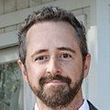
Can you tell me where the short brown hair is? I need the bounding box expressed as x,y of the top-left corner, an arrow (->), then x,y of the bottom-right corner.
18,6 -> 88,64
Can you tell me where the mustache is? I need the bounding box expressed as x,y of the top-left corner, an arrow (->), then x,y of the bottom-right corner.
39,75 -> 71,86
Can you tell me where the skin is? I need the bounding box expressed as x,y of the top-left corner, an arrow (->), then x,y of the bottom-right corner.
18,21 -> 91,110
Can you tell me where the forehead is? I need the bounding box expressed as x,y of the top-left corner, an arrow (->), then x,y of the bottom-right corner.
26,21 -> 80,53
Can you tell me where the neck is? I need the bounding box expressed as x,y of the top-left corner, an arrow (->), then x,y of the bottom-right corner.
35,89 -> 84,110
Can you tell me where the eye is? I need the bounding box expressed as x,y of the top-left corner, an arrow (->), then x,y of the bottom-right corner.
35,55 -> 49,63
59,53 -> 72,60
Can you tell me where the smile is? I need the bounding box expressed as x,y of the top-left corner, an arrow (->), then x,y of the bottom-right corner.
45,80 -> 66,86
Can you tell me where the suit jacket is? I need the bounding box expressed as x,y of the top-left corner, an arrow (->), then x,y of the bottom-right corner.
87,100 -> 98,110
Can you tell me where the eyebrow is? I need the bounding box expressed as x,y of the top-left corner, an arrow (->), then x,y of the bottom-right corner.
31,47 -> 75,58
31,49 -> 48,58
57,47 -> 76,54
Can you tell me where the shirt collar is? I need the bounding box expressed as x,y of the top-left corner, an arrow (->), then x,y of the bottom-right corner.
35,99 -> 90,110
35,103 -> 38,110
79,99 -> 89,110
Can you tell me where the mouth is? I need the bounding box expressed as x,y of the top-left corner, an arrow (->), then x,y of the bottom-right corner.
39,75 -> 71,87
45,80 -> 66,86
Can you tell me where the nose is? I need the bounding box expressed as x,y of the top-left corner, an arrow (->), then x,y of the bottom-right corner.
46,57 -> 61,76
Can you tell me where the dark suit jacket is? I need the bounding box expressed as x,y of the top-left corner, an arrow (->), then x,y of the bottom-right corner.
87,100 -> 98,110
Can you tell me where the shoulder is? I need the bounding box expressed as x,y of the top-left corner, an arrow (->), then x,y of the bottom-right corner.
87,100 -> 98,110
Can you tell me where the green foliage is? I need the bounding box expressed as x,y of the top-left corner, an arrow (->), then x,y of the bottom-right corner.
0,62 -> 21,110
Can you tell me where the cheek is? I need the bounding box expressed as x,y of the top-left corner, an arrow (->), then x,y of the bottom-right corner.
26,63 -> 45,86
62,60 -> 83,80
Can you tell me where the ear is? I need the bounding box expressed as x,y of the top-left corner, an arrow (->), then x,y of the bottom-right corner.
17,59 -> 28,83
83,53 -> 91,78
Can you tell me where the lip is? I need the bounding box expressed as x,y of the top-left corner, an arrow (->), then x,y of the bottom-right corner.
45,80 -> 65,85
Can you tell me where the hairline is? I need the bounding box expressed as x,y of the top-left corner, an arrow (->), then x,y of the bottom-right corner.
18,7 -> 88,64
23,20 -> 84,65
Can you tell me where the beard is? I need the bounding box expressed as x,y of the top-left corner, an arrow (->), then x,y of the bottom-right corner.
28,74 -> 84,108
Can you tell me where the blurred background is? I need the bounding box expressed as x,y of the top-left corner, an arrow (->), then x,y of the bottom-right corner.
0,0 -> 110,110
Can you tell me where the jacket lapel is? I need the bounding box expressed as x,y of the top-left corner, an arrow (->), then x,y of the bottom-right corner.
87,100 -> 98,110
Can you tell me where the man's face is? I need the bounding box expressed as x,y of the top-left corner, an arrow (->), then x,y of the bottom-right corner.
19,21 -> 90,108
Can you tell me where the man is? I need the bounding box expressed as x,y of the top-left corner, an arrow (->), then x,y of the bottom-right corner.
17,6 -> 97,110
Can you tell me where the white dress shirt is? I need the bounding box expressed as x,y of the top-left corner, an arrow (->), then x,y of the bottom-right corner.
35,99 -> 89,110
79,99 -> 89,110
